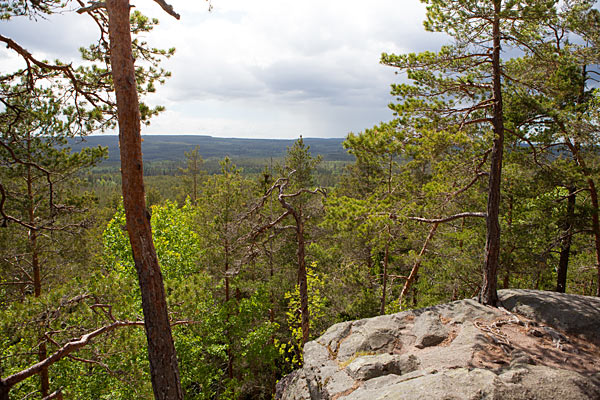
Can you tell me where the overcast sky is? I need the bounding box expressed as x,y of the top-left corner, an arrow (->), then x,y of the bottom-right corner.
1,0 -> 449,139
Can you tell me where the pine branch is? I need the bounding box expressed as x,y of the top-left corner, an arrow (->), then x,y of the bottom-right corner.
76,1 -> 106,13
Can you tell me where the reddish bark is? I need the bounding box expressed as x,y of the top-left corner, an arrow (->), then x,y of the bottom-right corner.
294,207 -> 310,346
105,1 -> 183,399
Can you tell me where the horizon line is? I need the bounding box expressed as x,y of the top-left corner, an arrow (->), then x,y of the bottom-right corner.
84,133 -> 347,140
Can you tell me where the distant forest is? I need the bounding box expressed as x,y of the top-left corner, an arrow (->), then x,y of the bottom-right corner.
69,135 -> 353,177
70,134 -> 351,166
2,1 -> 600,400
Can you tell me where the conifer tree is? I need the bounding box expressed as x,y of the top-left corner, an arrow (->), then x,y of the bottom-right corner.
0,83 -> 106,398
105,1 -> 183,397
0,1 -> 184,398
381,0 -> 558,305
501,0 -> 600,294
179,146 -> 205,206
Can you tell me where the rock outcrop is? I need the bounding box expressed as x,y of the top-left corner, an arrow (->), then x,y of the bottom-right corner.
276,289 -> 600,400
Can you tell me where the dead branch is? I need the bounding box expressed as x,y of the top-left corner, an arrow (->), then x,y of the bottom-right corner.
153,0 -> 180,19
90,303 -> 116,322
408,212 -> 487,224
245,210 -> 292,243
41,390 -> 63,400
398,222 -> 439,305
1,320 -> 143,389
279,187 -> 327,199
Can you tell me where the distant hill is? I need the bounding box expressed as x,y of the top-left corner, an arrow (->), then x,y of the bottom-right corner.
69,135 -> 353,164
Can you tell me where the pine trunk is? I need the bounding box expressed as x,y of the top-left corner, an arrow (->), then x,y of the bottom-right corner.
106,1 -> 183,399
380,239 -> 389,315
0,383 -> 8,400
26,157 -> 49,398
399,223 -> 438,306
480,0 -> 503,307
296,209 -> 310,347
556,188 -> 576,293
589,179 -> 600,296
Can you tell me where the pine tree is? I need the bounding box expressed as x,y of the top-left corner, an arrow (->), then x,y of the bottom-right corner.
0,84 -> 106,398
381,0 -> 558,305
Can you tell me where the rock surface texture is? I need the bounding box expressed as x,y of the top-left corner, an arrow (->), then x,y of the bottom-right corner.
276,289 -> 600,400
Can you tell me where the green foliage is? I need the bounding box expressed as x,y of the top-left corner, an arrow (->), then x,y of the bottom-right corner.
280,262 -> 328,368
4,2 -> 600,399
103,199 -> 201,279
284,137 -> 323,190
0,268 -> 155,399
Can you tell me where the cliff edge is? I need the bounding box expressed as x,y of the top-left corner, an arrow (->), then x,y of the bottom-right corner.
276,289 -> 600,400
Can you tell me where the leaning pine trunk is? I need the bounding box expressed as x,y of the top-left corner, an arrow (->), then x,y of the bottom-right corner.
399,223 -> 438,307
105,1 -> 184,399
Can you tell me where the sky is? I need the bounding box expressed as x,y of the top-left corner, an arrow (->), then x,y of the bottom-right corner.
0,0 -> 449,139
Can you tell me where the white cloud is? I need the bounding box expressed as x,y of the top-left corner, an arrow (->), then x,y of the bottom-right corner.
2,11 -> 98,61
2,0 -> 447,138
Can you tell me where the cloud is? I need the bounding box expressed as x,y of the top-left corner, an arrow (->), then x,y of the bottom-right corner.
1,0 -> 449,139
2,12 -> 98,62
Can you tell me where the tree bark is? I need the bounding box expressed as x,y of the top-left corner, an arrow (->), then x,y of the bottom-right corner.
26,152 -> 49,398
296,208 -> 310,347
556,187 -> 576,293
399,223 -> 438,306
224,197 -> 233,380
564,140 -> 600,297
105,1 -> 183,399
380,239 -> 389,315
480,0 -> 504,307
0,383 -> 8,400
380,155 -> 393,315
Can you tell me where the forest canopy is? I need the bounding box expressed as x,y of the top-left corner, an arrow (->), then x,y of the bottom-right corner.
1,0 -> 599,399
